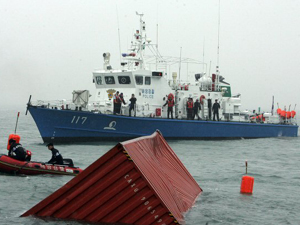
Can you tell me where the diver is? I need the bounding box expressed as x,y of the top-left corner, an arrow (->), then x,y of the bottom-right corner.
46,143 -> 64,165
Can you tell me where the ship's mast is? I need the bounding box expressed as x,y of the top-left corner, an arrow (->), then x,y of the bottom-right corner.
216,0 -> 221,89
136,12 -> 146,70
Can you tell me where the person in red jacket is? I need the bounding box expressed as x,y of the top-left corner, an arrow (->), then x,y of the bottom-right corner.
113,91 -> 120,114
163,96 -> 175,119
186,98 -> 194,120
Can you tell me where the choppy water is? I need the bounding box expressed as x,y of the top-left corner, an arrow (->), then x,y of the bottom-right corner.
0,108 -> 299,225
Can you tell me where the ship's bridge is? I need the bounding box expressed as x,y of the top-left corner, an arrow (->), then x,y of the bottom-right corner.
92,70 -> 156,89
92,69 -> 171,101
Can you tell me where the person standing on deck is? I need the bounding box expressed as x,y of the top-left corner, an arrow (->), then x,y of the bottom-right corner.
163,95 -> 175,119
193,99 -> 201,120
129,94 -> 137,117
113,91 -> 120,114
207,98 -> 212,120
186,98 -> 194,120
213,99 -> 221,121
118,93 -> 126,114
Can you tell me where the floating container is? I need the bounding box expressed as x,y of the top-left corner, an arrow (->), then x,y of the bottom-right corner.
22,131 -> 202,224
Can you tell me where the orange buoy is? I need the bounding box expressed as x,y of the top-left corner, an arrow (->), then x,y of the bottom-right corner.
291,110 -> 296,118
277,108 -> 281,114
240,176 -> 254,194
280,110 -> 286,118
240,160 -> 254,194
286,111 -> 291,119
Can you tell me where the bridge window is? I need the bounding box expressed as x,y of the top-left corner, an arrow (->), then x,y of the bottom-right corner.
145,77 -> 151,85
105,76 -> 115,84
135,76 -> 143,85
118,76 -> 131,84
95,76 -> 102,85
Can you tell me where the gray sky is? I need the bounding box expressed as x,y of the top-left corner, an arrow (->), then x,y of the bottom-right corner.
1,0 -> 300,112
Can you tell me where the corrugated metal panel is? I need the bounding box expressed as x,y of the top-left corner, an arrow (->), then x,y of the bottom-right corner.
22,131 -> 202,224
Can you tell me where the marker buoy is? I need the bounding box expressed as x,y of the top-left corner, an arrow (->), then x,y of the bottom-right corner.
240,160 -> 254,194
240,176 -> 254,194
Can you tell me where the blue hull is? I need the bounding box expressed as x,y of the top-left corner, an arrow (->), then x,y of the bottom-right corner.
29,106 -> 298,143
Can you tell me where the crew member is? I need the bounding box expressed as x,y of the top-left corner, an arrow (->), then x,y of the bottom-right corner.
193,99 -> 201,120
129,94 -> 137,117
207,98 -> 212,120
163,95 -> 175,119
113,91 -> 120,114
186,98 -> 194,120
119,93 -> 126,104
46,143 -> 64,165
212,99 -> 221,121
118,93 -> 126,114
8,139 -> 28,161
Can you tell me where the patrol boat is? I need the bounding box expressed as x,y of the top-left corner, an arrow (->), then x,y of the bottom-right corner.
27,13 -> 298,143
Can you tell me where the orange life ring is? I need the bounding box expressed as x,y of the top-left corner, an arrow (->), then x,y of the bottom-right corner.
200,95 -> 205,105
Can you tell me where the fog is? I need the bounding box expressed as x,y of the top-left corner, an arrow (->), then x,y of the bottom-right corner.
1,0 -> 300,113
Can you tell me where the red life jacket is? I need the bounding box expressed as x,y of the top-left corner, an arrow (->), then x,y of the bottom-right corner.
187,101 -> 193,109
114,94 -> 120,103
168,99 -> 174,107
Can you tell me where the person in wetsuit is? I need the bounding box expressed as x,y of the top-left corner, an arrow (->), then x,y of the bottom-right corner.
46,143 -> 63,165
8,139 -> 27,161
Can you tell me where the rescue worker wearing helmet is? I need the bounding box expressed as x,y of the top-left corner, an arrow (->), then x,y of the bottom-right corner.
8,139 -> 29,161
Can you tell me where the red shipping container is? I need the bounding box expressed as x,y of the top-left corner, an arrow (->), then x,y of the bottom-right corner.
22,131 -> 202,224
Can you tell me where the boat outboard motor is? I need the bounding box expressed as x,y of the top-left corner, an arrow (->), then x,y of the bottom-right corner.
63,158 -> 74,167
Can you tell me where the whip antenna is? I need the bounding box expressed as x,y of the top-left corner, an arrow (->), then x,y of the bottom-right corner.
179,47 -> 182,82
216,0 -> 221,74
116,5 -> 122,64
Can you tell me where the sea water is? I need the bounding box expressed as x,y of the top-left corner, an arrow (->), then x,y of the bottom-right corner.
0,108 -> 299,225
